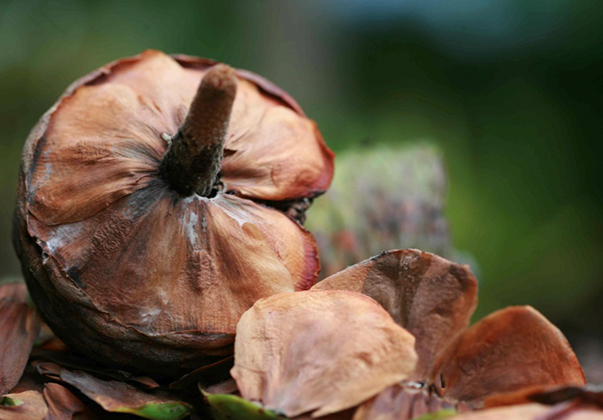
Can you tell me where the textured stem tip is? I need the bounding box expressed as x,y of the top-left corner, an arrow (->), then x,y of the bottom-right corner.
160,64 -> 238,197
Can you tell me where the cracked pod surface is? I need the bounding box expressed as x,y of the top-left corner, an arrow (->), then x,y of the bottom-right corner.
13,50 -> 334,376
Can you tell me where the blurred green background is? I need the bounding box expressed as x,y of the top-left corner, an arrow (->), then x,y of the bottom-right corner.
1,0 -> 602,375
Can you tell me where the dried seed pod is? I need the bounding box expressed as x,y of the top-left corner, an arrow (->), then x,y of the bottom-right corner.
13,50 -> 334,375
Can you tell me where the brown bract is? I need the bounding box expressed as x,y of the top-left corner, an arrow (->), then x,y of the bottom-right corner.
13,50 -> 334,374
312,249 -> 478,380
230,290 -> 418,418
0,283 -> 41,395
434,306 -> 586,404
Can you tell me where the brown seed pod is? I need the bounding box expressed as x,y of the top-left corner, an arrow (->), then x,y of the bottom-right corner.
13,50 -> 334,376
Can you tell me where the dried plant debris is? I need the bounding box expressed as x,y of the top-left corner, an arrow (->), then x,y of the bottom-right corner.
43,382 -> 91,420
231,290 -> 418,418
57,367 -> 192,420
433,306 -> 586,404
31,348 -> 159,389
0,245 -> 596,420
353,384 -> 469,420
0,283 -> 41,394
313,249 -> 478,380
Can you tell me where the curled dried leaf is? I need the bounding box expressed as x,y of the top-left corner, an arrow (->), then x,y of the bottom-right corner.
58,369 -> 192,420
0,289 -> 41,394
30,361 -> 191,420
313,249 -> 478,380
434,306 -> 586,403
43,383 -> 89,420
231,290 -> 418,418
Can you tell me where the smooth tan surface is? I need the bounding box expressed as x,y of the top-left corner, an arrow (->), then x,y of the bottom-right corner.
231,290 -> 418,418
435,306 -> 586,403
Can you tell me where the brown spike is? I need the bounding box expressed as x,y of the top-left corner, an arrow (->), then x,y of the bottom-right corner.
160,64 -> 237,196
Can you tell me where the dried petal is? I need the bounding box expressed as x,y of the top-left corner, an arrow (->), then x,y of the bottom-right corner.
43,383 -> 89,420
32,360 -> 62,380
58,369 -> 192,420
0,390 -> 48,420
435,306 -> 586,403
231,290 -> 418,418
0,294 -> 41,394
313,249 -> 478,380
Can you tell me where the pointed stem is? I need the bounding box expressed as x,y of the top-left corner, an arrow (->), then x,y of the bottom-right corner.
160,64 -> 237,197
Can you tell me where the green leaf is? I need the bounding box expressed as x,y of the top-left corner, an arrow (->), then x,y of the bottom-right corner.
413,409 -> 457,420
0,397 -> 24,407
204,393 -> 288,420
115,401 -> 192,420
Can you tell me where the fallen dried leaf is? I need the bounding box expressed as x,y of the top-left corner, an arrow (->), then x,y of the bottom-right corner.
58,369 -> 192,420
313,249 -> 478,380
43,383 -> 89,420
231,290 -> 418,418
434,306 -> 585,403
0,285 -> 42,394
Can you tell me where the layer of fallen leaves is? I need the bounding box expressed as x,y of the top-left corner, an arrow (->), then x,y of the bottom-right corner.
1,247 -> 600,420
